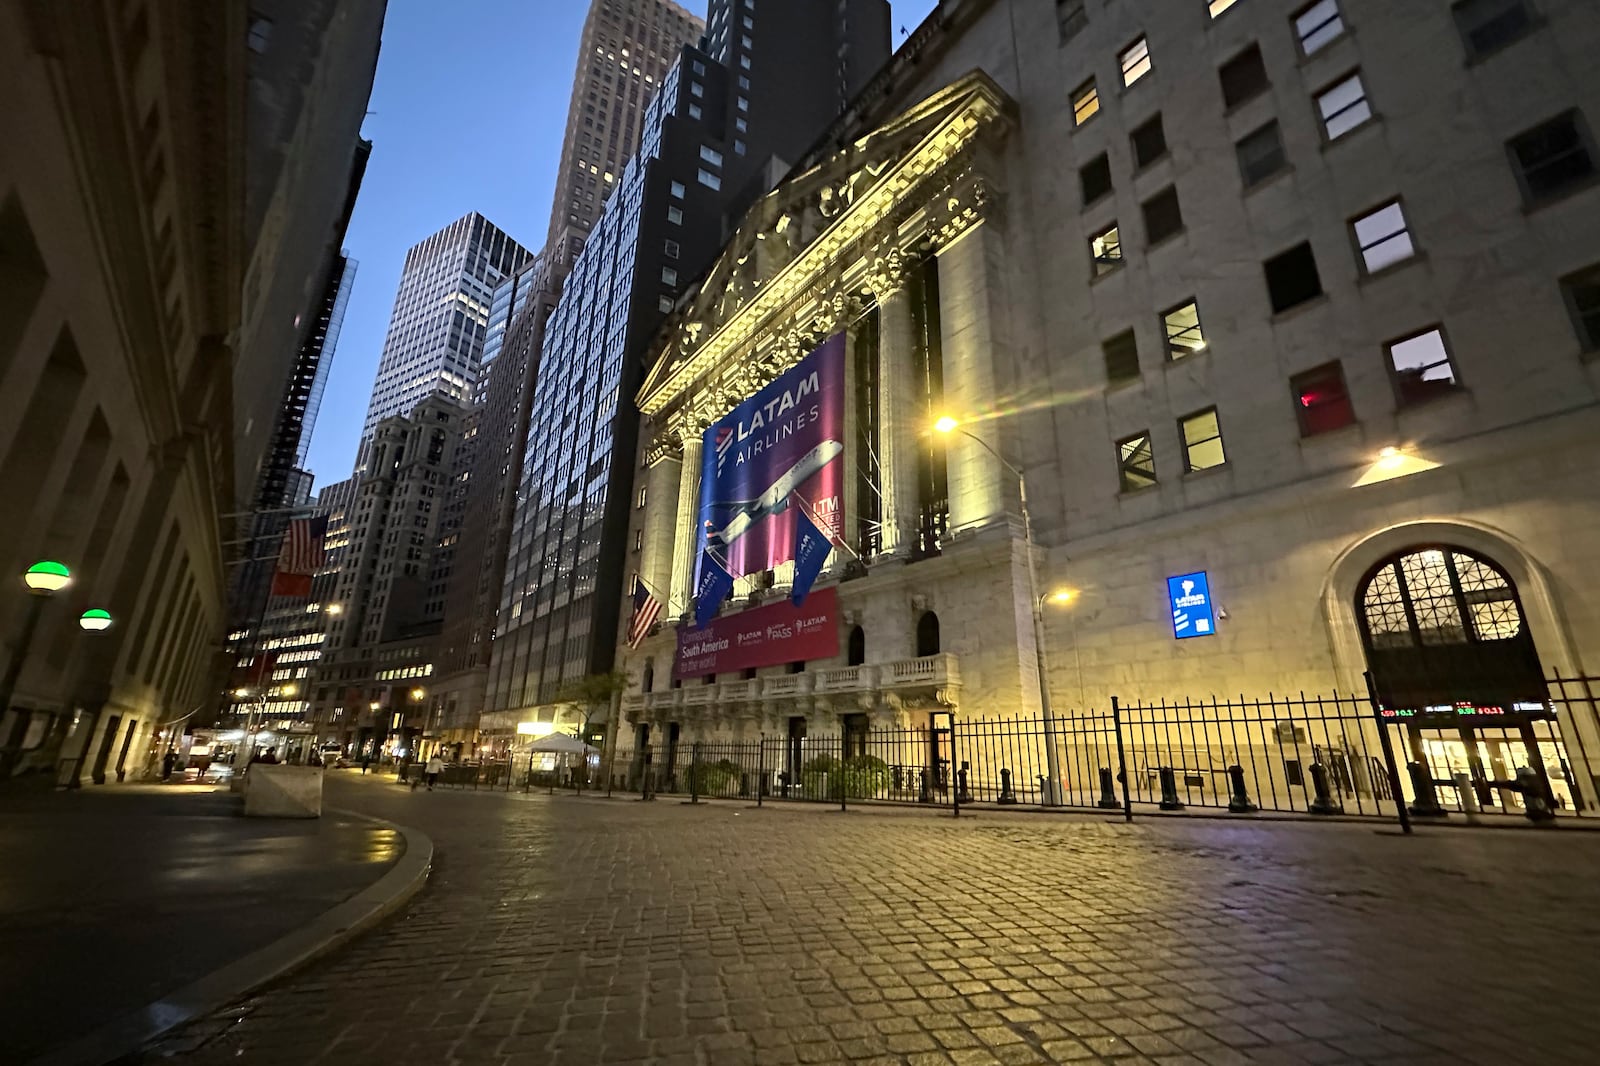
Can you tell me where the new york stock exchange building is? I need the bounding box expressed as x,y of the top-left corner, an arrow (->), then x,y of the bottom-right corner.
613,0 -> 1600,817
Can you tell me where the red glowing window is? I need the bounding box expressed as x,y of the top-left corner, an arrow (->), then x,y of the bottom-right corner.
1289,362 -> 1356,436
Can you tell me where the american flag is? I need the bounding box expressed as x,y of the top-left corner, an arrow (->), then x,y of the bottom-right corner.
626,576 -> 662,648
270,514 -> 328,598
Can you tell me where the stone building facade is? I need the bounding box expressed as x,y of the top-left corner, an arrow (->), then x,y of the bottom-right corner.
617,0 -> 1600,799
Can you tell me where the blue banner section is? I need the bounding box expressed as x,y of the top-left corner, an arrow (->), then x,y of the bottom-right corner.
698,334 -> 846,582
790,506 -> 833,607
694,550 -> 735,629
1167,571 -> 1216,639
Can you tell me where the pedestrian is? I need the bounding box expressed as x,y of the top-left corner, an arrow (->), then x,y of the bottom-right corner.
426,752 -> 444,791
361,751 -> 371,774
258,747 -> 279,765
161,749 -> 178,781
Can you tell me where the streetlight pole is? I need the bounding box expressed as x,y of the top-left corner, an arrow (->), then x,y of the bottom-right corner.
934,420 -> 1066,806
0,562 -> 73,778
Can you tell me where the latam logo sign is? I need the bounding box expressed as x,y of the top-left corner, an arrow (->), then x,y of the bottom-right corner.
1167,571 -> 1216,640
697,333 -> 845,580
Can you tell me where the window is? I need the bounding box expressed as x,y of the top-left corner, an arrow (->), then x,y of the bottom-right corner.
697,169 -> 721,190
1386,327 -> 1460,405
1290,362 -> 1356,436
735,117 -> 748,132
669,181 -> 685,198
1103,329 -> 1140,385
1351,200 -> 1416,273
1508,112 -> 1596,204
1209,0 -> 1241,18
700,145 -> 723,166
1130,114 -> 1167,168
1179,408 -> 1226,472
1293,0 -> 1344,54
637,486 -> 648,508
1090,223 -> 1123,276
1316,72 -> 1373,140
1163,300 -> 1206,359
667,206 -> 683,225
663,239 -> 680,259
246,16 -> 273,53
661,267 -> 678,286
1120,36 -> 1152,87
658,295 -> 674,312
1237,121 -> 1288,187
1453,0 -> 1534,60
737,97 -> 749,112
690,81 -> 703,98
1560,263 -> 1600,351
1142,186 -> 1184,245
1116,433 -> 1156,492
1072,79 -> 1100,126
1219,45 -> 1270,109
1264,242 -> 1323,312
1080,153 -> 1112,206
740,55 -> 751,69
688,103 -> 702,119
735,140 -> 746,155
1057,0 -> 1088,42
635,530 -> 645,551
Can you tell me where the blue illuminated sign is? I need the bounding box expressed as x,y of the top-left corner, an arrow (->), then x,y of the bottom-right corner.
1167,571 -> 1216,639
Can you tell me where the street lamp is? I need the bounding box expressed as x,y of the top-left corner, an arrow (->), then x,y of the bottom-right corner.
933,417 -> 1066,806
0,562 -> 74,773
78,609 -> 113,632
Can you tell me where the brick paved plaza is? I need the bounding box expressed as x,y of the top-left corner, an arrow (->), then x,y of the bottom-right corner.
136,774 -> 1600,1066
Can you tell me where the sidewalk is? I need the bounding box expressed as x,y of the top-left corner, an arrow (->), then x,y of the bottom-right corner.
0,784 -> 403,1063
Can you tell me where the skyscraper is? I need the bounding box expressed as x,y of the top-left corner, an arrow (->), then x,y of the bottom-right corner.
544,0 -> 703,271
358,213 -> 530,451
482,0 -> 890,729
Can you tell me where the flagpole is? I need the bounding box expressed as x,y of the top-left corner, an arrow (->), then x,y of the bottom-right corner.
789,489 -> 867,566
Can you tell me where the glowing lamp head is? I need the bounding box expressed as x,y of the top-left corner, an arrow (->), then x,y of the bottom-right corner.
410,687 -> 426,701
24,560 -> 72,594
369,701 -> 381,712
78,608 -> 113,632
325,603 -> 344,616
281,684 -> 298,698
933,415 -> 960,435
234,688 -> 252,699
1048,589 -> 1079,606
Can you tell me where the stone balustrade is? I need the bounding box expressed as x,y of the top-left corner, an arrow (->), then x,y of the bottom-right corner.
624,654 -> 961,724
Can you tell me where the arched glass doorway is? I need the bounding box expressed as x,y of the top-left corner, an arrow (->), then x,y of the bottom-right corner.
1357,545 -> 1574,814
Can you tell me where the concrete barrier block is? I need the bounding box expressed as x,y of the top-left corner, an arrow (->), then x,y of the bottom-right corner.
243,765 -> 324,818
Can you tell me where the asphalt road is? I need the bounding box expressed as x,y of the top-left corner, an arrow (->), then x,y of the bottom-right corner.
134,771 -> 1600,1065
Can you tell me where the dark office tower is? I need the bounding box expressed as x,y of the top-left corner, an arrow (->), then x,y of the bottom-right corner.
482,0 -> 891,734
544,0 -> 704,274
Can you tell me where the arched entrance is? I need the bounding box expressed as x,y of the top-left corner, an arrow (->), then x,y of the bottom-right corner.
916,612 -> 940,657
847,626 -> 865,666
1357,545 -> 1573,813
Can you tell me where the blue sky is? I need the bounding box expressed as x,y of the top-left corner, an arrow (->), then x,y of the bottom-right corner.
302,0 -> 940,486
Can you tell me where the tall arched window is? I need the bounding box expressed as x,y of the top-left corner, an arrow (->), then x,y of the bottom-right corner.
916,611 -> 941,657
642,660 -> 655,693
848,625 -> 865,666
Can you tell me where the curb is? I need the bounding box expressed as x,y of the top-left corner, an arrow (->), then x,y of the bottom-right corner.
27,808 -> 433,1066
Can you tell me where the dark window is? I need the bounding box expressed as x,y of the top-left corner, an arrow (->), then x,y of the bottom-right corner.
1130,114 -> 1167,169
1264,242 -> 1323,312
1508,112 -> 1596,204
1116,432 -> 1156,492
1103,329 -> 1140,385
1453,0 -> 1534,60
1080,153 -> 1113,206
1236,121 -> 1287,188
1142,186 -> 1184,245
1219,44 -> 1270,109
1386,327 -> 1460,405
847,626 -> 865,665
916,612 -> 941,657
1560,263 -> 1600,351
1057,0 -> 1088,42
1290,362 -> 1357,436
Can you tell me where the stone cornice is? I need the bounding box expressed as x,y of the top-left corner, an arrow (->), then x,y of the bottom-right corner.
639,72 -> 1015,418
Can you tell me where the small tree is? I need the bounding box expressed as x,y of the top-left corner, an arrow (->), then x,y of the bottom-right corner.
552,671 -> 629,739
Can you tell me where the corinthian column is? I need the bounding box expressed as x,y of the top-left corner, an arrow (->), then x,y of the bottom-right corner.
669,432 -> 704,617
639,438 -> 681,614
869,253 -> 918,556
936,219 -> 1008,531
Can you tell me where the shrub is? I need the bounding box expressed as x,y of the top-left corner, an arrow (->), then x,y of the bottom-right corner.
690,757 -> 743,796
799,753 -> 890,799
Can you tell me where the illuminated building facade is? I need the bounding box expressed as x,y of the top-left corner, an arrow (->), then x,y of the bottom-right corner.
619,0 -> 1600,805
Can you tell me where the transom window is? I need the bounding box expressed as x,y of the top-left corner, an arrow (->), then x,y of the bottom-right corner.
1316,72 -> 1373,140
1351,200 -> 1417,273
1361,548 -> 1522,649
1120,36 -> 1152,87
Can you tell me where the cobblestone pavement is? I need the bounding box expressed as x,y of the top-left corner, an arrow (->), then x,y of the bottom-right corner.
2,784 -> 399,1063
134,772 -> 1600,1066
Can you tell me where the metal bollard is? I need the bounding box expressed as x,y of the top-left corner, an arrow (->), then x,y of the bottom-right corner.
956,761 -> 974,805
1406,761 -> 1447,817
1453,772 -> 1480,820
918,768 -> 931,804
1516,766 -> 1556,823
997,768 -> 1018,805
1097,767 -> 1120,809
1158,766 -> 1185,811
1308,763 -> 1344,815
1227,764 -> 1258,813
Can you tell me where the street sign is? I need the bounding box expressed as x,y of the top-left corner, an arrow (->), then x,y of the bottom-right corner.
1167,571 -> 1216,639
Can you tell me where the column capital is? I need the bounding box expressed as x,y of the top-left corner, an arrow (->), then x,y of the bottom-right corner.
862,246 -> 910,303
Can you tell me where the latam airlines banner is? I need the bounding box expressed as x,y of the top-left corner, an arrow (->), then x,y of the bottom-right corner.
697,332 -> 845,580
675,587 -> 838,679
